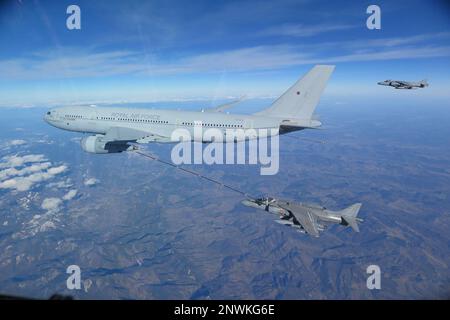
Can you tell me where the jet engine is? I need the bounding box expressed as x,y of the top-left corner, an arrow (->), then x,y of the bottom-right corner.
80,135 -> 134,154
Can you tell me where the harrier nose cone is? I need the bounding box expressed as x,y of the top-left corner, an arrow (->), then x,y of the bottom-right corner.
241,199 -> 256,207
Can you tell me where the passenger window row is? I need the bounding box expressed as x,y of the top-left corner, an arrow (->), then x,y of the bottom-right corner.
181,122 -> 243,128
63,115 -> 242,128
97,116 -> 168,124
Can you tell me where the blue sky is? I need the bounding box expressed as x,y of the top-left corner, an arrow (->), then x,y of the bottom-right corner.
0,0 -> 450,106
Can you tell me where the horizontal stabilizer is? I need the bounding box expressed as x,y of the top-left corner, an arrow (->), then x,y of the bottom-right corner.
342,216 -> 360,232
340,203 -> 362,233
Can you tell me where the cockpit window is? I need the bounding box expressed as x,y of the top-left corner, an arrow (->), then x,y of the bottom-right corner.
46,111 -> 51,115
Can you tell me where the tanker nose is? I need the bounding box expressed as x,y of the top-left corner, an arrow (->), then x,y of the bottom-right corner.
43,111 -> 51,123
44,110 -> 58,126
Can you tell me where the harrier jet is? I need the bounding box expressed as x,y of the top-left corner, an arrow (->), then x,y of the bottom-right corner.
377,79 -> 428,89
242,197 -> 362,237
44,65 -> 334,153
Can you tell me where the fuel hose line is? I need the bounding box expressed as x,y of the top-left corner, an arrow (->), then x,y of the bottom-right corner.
134,148 -> 256,200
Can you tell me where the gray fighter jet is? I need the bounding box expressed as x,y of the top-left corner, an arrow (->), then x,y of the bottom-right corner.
242,197 -> 362,237
377,79 -> 428,89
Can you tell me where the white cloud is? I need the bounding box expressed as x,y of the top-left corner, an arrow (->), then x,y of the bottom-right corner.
47,165 -> 67,175
0,154 -> 47,168
84,178 -> 99,186
318,45 -> 450,64
259,23 -> 356,38
0,162 -> 52,181
0,49 -> 142,80
41,197 -> 63,213
1,31 -> 450,106
0,154 -> 67,191
12,166 -> 66,191
47,178 -> 73,189
1,32 -> 450,82
359,32 -> 450,48
62,189 -> 78,201
145,45 -> 308,74
8,139 -> 26,146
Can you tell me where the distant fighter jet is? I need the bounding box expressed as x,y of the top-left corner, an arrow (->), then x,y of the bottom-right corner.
377,79 -> 428,89
242,197 -> 362,237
